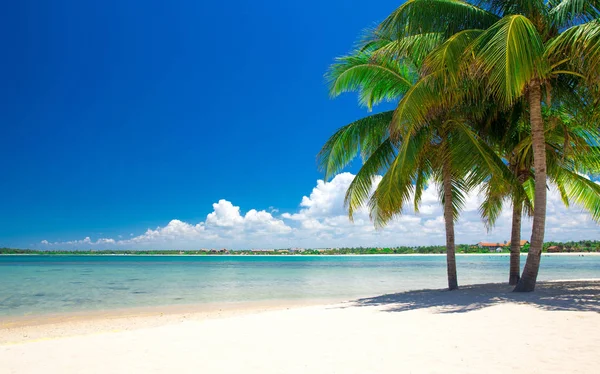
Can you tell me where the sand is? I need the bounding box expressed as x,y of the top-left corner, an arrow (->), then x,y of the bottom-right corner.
1,280 -> 599,374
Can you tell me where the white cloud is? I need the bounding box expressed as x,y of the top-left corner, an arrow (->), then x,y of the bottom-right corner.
40,173 -> 600,249
42,236 -> 116,246
205,200 -> 244,227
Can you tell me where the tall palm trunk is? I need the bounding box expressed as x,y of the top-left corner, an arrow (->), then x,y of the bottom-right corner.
509,171 -> 526,285
514,80 -> 546,292
509,197 -> 522,285
442,155 -> 458,290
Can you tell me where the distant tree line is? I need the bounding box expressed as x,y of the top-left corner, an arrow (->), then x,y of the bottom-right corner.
1,241 -> 599,255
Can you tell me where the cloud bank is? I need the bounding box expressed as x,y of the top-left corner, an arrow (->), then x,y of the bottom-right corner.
41,173 -> 600,249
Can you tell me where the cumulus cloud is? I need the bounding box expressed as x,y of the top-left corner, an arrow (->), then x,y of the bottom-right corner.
40,173 -> 600,249
42,236 -> 115,246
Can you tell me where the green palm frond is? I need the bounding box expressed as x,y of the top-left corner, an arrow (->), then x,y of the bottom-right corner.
470,15 -> 547,106
422,29 -> 484,82
449,118 -> 517,188
522,177 -> 536,216
326,53 -> 415,109
439,176 -> 469,222
413,159 -> 434,212
556,177 -> 572,206
545,20 -> 600,82
379,0 -> 499,39
548,0 -> 600,28
367,130 -> 429,227
317,111 -> 394,180
390,73 -> 444,138
344,138 -> 398,220
479,173 -> 510,229
573,146 -> 600,175
556,169 -> 600,221
479,0 -> 549,21
360,31 -> 447,68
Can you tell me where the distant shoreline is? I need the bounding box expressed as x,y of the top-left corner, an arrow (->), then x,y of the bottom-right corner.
1,252 -> 599,256
4,240 -> 599,256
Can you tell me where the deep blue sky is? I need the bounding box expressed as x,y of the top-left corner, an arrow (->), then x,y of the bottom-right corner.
1,0 -> 401,247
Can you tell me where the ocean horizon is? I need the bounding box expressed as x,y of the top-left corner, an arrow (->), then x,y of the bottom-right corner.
1,254 -> 599,319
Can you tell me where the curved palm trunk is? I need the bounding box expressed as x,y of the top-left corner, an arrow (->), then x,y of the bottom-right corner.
509,198 -> 522,285
442,158 -> 458,290
514,80 -> 546,292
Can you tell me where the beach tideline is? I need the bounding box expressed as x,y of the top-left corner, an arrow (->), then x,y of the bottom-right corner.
1,280 -> 599,374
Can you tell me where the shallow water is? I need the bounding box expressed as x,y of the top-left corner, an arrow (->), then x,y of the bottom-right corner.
1,254 -> 598,317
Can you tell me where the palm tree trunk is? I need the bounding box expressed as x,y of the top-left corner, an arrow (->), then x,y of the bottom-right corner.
509,197 -> 522,285
514,79 -> 546,292
442,157 -> 458,290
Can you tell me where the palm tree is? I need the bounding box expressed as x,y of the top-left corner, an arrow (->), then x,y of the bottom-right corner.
320,48 -> 510,290
481,105 -> 600,284
374,0 -> 600,291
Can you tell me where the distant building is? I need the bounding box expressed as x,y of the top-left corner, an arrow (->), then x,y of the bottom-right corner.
547,246 -> 561,253
476,240 -> 529,252
251,249 -> 275,253
477,241 -> 505,248
477,241 -> 507,252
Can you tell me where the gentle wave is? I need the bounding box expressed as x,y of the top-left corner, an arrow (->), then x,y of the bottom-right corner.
1,254 -> 598,317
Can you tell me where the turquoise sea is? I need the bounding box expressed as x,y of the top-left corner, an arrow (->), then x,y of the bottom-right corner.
1,254 -> 599,318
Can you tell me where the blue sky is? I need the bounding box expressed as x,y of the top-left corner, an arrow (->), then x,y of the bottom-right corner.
2,1 -> 598,249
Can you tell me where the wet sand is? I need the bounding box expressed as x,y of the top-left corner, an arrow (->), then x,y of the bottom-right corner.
1,280 -> 599,373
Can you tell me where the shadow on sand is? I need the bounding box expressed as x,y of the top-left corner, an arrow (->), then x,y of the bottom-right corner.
347,280 -> 600,314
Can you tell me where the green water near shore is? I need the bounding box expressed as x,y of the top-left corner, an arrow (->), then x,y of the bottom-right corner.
1,254 -> 598,317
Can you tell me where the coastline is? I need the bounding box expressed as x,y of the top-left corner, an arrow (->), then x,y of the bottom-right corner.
2,276 -> 599,335
2,279 -> 599,373
2,252 -> 599,256
4,255 -> 598,326
0,297 -> 344,341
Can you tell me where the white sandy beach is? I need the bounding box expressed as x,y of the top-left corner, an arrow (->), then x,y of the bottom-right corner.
1,280 -> 599,374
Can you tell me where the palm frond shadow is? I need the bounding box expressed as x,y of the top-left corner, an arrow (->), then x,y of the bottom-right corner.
345,281 -> 600,314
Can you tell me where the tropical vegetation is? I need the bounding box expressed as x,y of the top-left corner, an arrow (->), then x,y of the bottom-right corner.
480,106 -> 600,284
2,241 -> 600,255
319,0 -> 600,291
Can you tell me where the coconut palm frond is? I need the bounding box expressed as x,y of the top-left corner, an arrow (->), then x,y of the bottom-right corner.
344,139 -> 398,219
558,169 -> 600,221
360,31 -> 448,68
470,15 -> 547,106
379,0 -> 499,39
548,0 -> 600,28
390,73 -> 444,139
326,53 -> 414,109
367,130 -> 429,227
545,20 -> 600,82
317,111 -> 394,180
479,172 -> 510,229
423,29 -> 484,82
